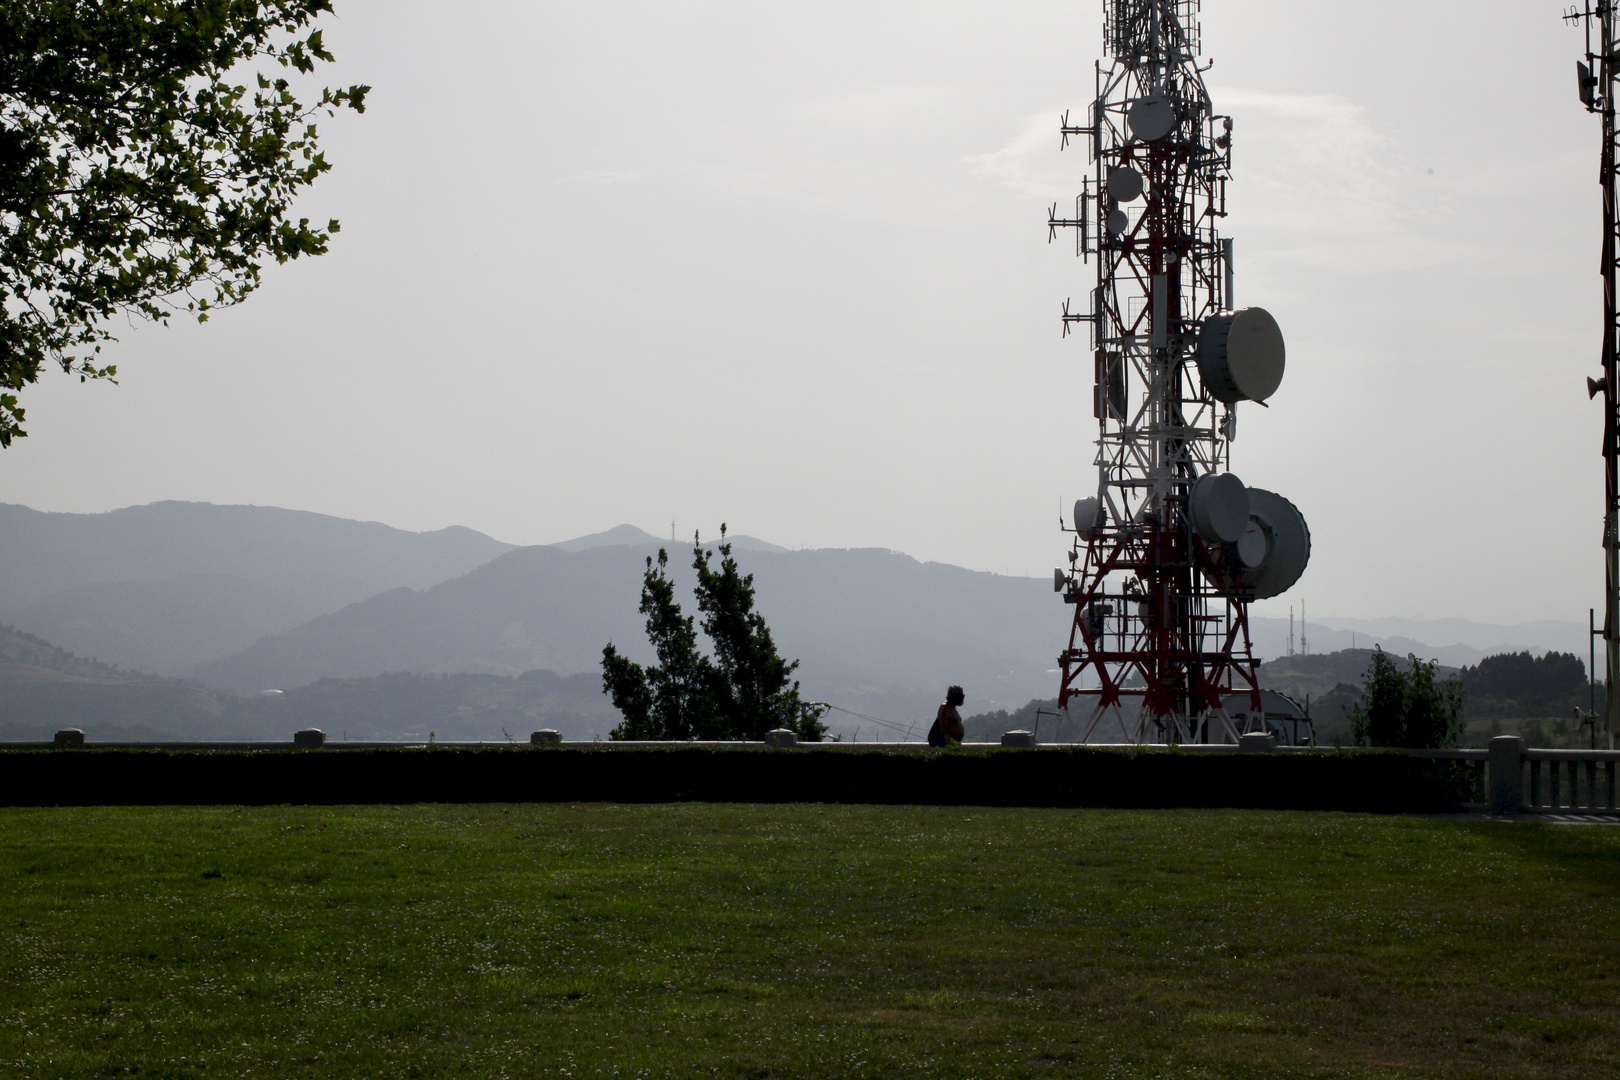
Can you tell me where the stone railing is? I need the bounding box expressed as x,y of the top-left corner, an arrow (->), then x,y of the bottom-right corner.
1408,747 -> 1489,811
1489,735 -> 1620,815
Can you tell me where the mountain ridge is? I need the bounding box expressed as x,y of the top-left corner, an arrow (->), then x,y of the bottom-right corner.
192,541 -> 1068,723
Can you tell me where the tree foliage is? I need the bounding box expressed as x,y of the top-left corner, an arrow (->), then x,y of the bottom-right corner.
601,528 -> 828,741
1464,650 -> 1587,709
1350,648 -> 1466,749
0,0 -> 369,445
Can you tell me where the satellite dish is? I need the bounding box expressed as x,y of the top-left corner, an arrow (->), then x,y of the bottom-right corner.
1106,208 -> 1130,235
1126,94 -> 1176,141
1073,496 -> 1102,532
1220,690 -> 1310,742
1236,488 -> 1310,599
1197,307 -> 1285,403
1189,472 -> 1249,544
1221,689 -> 1307,721
1107,166 -> 1144,203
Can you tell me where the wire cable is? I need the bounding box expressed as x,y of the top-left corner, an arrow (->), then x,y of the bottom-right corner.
807,702 -> 920,741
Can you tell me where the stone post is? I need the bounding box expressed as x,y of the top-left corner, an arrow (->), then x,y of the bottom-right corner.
293,728 -> 326,749
1000,730 -> 1035,747
1489,735 -> 1525,816
53,728 -> 85,749
1238,731 -> 1277,753
530,730 -> 562,746
763,729 -> 798,748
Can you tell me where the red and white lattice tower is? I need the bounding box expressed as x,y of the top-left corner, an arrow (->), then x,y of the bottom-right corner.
1048,0 -> 1310,744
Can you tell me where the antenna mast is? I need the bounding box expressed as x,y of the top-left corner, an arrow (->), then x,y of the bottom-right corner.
1049,0 -> 1310,743
1567,2 -> 1620,743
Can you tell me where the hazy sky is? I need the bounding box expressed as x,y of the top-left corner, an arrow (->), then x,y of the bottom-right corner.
0,1 -> 1603,625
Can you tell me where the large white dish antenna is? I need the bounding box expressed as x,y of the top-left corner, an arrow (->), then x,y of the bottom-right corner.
1126,95 -> 1176,141
1107,166 -> 1144,203
1237,488 -> 1310,599
1197,307 -> 1285,403
1234,520 -> 1267,568
1189,472 -> 1249,544
1073,496 -> 1102,532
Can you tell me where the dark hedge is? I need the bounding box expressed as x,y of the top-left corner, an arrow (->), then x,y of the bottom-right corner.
0,746 -> 1482,812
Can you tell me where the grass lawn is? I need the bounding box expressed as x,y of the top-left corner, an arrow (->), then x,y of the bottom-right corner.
2,805 -> 1618,1079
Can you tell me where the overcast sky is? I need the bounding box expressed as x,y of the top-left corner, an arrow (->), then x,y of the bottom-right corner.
0,0 -> 1603,625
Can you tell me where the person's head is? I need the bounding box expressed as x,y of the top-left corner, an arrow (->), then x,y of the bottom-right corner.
946,685 -> 965,707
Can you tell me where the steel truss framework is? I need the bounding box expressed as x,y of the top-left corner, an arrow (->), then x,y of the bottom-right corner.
1048,0 -> 1263,744
1567,2 -> 1620,738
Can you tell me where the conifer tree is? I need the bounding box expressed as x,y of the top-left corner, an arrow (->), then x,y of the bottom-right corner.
601,527 -> 827,741
692,525 -> 827,741
1350,647 -> 1466,749
600,548 -> 717,740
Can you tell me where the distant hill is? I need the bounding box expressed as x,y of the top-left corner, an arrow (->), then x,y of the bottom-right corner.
550,524 -> 788,554
193,543 -> 1069,726
0,504 -> 803,677
1306,616 -> 1588,660
0,501 -> 516,675
1255,650 -> 1437,702
0,623 -> 135,685
2,499 -> 1592,743
0,622 -> 616,742
1246,620 -> 1514,668
0,622 -> 235,741
0,501 -> 515,608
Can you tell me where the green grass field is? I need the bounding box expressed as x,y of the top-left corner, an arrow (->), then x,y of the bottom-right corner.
2,805 -> 1617,1079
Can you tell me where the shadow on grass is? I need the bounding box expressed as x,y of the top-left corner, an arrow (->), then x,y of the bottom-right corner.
1463,819 -> 1620,892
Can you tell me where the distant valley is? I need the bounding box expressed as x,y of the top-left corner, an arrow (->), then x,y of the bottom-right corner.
0,501 -> 1592,741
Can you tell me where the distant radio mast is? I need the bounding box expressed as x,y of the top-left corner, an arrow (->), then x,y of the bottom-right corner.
1049,0 -> 1310,743
1566,1 -> 1620,743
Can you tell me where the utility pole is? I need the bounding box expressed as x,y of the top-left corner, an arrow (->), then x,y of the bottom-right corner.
1567,2 -> 1620,744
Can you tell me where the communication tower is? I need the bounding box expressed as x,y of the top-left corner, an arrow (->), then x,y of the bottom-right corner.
1566,2 -> 1620,742
1048,0 -> 1310,743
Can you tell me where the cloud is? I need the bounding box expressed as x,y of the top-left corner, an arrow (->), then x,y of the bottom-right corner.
1214,87 -> 1470,274
965,89 -> 1473,274
960,109 -> 1082,201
